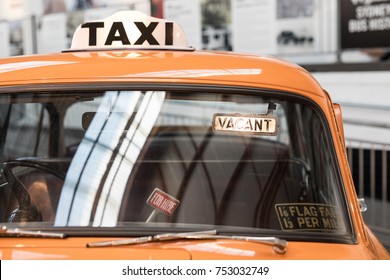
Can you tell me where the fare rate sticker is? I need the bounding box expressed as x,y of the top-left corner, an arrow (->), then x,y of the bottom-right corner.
212,113 -> 278,135
147,188 -> 180,216
275,203 -> 343,231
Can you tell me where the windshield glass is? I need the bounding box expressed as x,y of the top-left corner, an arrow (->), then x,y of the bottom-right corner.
0,88 -> 352,242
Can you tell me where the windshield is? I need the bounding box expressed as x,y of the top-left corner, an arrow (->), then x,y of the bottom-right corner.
0,88 -> 353,243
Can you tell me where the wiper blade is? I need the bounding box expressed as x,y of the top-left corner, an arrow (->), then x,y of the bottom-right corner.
192,235 -> 287,254
0,226 -> 65,238
86,229 -> 217,248
87,230 -> 287,254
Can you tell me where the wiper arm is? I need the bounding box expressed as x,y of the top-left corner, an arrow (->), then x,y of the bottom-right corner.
0,226 -> 65,238
86,230 -> 217,248
193,235 -> 287,254
87,230 -> 287,254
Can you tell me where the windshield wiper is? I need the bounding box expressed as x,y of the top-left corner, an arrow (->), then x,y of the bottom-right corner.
87,230 -> 217,248
0,226 -> 65,238
87,230 -> 287,254
196,234 -> 287,254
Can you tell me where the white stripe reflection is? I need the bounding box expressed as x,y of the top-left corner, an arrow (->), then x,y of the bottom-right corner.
93,91 -> 166,226
55,91 -> 142,226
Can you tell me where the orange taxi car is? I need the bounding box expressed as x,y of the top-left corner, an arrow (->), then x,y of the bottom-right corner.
0,11 -> 388,260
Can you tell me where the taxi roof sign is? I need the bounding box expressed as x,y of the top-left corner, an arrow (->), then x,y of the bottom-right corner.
67,10 -> 193,52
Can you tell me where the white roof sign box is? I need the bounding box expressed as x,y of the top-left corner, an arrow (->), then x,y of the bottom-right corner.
67,10 -> 193,52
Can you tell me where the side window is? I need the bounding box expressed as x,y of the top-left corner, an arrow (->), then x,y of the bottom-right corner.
2,103 -> 50,159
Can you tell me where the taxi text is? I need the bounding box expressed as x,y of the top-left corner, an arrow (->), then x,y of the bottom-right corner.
81,21 -> 174,47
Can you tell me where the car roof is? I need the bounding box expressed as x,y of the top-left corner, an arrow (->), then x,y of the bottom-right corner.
0,50 -> 325,97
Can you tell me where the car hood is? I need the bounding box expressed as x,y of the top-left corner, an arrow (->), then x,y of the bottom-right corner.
0,237 -> 386,260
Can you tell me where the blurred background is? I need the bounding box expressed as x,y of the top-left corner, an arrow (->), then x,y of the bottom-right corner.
0,0 -> 389,250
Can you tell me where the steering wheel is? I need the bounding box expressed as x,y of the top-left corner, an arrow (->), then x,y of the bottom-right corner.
2,160 -> 65,222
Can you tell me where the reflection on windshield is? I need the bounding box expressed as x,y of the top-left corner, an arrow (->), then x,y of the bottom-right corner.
55,91 -> 166,226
